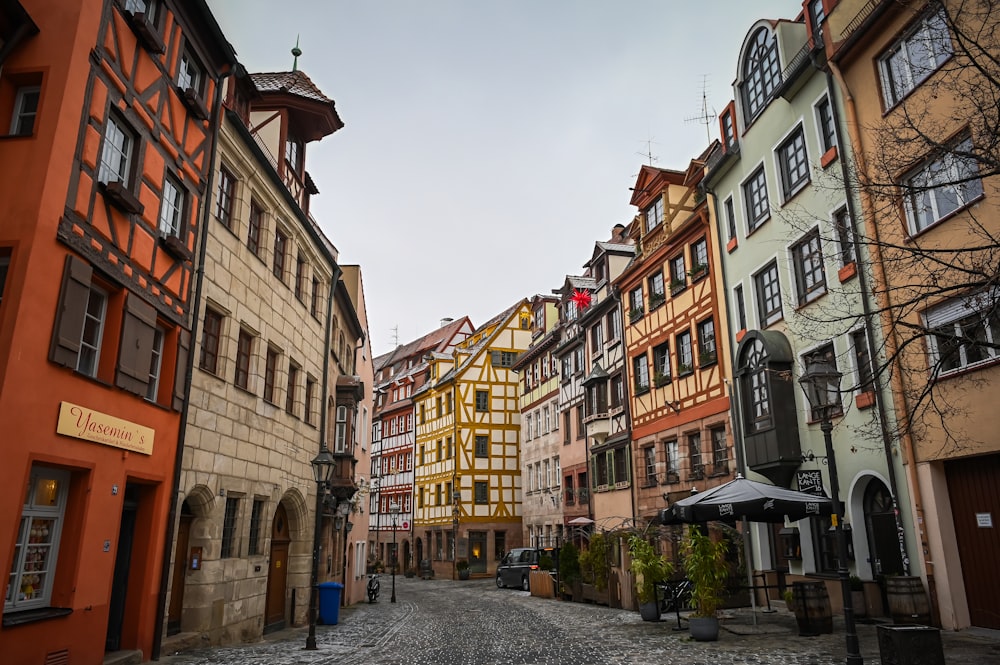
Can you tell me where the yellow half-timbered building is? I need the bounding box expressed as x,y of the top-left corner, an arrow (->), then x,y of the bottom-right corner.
413,300 -> 532,578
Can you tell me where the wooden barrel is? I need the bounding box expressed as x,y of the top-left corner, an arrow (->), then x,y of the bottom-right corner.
794,581 -> 833,635
886,576 -> 931,625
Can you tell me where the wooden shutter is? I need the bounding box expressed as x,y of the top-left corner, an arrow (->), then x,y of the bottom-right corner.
116,292 -> 156,395
49,255 -> 93,367
173,328 -> 191,411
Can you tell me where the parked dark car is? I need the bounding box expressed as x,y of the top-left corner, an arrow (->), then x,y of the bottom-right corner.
495,547 -> 558,591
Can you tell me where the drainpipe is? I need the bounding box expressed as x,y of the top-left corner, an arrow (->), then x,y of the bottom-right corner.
826,60 -> 934,615
151,66 -> 228,661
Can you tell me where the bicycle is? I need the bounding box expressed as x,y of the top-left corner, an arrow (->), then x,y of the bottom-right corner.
658,578 -> 694,631
367,573 -> 380,603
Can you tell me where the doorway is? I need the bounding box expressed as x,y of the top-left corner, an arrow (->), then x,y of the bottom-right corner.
167,502 -> 194,635
106,484 -> 140,652
469,531 -> 487,573
264,503 -> 290,634
864,480 -> 904,577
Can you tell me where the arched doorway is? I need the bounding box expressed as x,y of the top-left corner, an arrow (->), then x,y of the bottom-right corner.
264,504 -> 290,634
166,500 -> 194,635
415,537 -> 423,568
864,479 -> 904,577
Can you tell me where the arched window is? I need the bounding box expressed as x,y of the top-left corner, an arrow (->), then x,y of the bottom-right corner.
742,28 -> 781,124
741,337 -> 773,432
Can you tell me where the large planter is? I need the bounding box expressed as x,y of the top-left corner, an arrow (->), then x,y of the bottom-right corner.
688,616 -> 719,641
457,568 -> 470,580
638,601 -> 660,622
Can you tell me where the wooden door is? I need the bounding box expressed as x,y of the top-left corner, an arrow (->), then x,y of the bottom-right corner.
167,512 -> 192,635
106,485 -> 139,651
264,504 -> 290,633
945,455 -> 1000,629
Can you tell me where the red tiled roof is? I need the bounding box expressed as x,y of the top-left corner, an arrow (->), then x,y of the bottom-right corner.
250,70 -> 333,104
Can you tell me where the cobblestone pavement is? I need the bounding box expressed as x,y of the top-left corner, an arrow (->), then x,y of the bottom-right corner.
159,576 -> 1000,665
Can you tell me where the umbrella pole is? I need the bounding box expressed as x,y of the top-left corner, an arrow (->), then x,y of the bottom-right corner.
742,517 -> 757,626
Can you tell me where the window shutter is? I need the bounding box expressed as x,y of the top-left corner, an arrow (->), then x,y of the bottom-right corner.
116,292 -> 156,395
173,328 -> 191,411
49,255 -> 93,367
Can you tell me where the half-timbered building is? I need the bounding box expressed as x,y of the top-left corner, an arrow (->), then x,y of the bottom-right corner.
0,1 -> 234,661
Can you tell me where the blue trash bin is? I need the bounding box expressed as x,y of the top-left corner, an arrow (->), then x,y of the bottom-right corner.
317,582 -> 344,625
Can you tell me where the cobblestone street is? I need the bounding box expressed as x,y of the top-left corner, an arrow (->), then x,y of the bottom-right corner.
158,576 -> 1000,665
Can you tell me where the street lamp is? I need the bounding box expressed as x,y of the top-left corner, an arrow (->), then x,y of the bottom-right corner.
389,499 -> 400,603
306,446 -> 336,651
799,356 -> 863,665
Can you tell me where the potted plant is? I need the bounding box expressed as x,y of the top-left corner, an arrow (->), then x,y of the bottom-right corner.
681,526 -> 728,641
579,532 -> 612,605
688,263 -> 708,280
670,277 -> 686,293
627,533 -> 672,621
558,542 -> 582,601
456,559 -> 470,580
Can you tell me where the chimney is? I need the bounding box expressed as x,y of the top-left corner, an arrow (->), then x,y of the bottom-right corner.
610,224 -> 626,243
440,317 -> 454,327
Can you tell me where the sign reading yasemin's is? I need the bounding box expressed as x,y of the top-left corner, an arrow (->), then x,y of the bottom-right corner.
57,402 -> 154,455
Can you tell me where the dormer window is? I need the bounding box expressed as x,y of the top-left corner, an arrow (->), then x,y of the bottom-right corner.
741,27 -> 781,124
643,196 -> 663,233
721,110 -> 735,150
285,136 -> 303,174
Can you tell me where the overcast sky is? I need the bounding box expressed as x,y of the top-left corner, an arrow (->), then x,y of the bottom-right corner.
206,0 -> 795,357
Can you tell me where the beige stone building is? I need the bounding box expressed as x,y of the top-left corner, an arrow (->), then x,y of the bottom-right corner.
162,67 -> 364,646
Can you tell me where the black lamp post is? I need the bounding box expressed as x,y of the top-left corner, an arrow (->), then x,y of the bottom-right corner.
306,446 -> 336,651
798,356 -> 863,665
389,499 -> 400,603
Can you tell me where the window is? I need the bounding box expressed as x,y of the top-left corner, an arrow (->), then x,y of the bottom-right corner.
576,405 -> 585,438
879,8 -> 952,107
613,446 -> 630,485
98,115 -> 133,185
295,254 -> 306,301
677,331 -> 693,374
305,377 -> 316,425
248,498 -> 265,556
698,318 -> 717,366
629,286 -> 644,321
643,196 -> 663,233
852,329 -> 874,393
777,126 -> 810,199
10,85 -> 40,136
607,310 -> 621,341
215,166 -> 236,229
660,261 -> 683,301
311,276 -> 321,318
335,405 -> 348,452
610,373 -> 624,409
633,354 -> 650,392
586,381 -> 607,417
77,285 -> 108,377
734,284 -> 747,330
664,440 -> 679,482
145,326 -> 165,402
475,435 -> 488,458
711,426 -> 728,474
544,406 -> 551,432
247,200 -> 263,255
833,208 -> 856,266
285,136 -> 303,174
177,51 -> 203,94
925,294 -> 1000,375
903,137 -> 983,234
474,481 -> 488,505
721,110 -> 735,149
743,166 -> 770,232
490,350 -> 516,367
285,362 -> 299,415
803,345 -> 844,420
741,27 -> 781,123
724,197 -> 737,242
200,309 -> 223,374
125,0 -> 157,20
590,322 -> 603,352
754,261 -> 783,326
220,496 -> 240,558
233,329 -> 252,390
816,95 -> 837,153
688,432 -> 703,479
6,466 -> 69,613
648,271 -> 665,308
475,389 -> 489,411
263,347 -> 278,403
643,446 -> 657,486
273,228 -> 288,281
157,176 -> 185,238
691,238 -> 709,277
743,338 -> 772,432
791,229 -> 827,305
653,342 -> 671,384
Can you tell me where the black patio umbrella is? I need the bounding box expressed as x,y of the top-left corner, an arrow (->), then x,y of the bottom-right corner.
663,474 -> 833,524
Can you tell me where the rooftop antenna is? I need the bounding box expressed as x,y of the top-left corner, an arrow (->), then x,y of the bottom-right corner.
391,325 -> 399,348
636,137 -> 659,167
684,75 -> 717,144
291,35 -> 302,72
